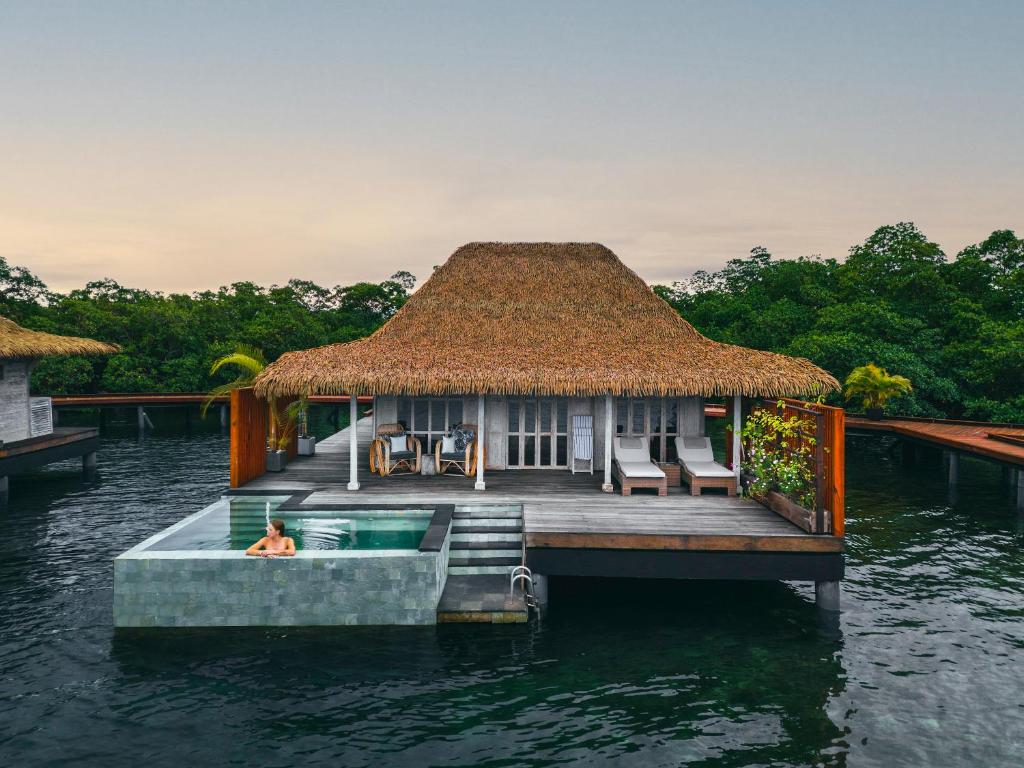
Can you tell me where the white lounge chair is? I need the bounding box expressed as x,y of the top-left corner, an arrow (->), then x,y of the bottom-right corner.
675,436 -> 737,496
612,436 -> 667,496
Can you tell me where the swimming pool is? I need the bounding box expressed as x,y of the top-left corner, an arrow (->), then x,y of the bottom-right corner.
145,496 -> 433,551
114,495 -> 452,627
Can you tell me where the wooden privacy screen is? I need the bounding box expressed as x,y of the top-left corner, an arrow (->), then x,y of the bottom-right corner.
780,399 -> 845,537
724,397 -> 845,536
230,387 -> 268,488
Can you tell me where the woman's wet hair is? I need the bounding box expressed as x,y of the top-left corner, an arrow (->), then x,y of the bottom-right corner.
269,518 -> 286,536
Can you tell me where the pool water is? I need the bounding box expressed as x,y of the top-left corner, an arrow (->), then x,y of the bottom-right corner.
145,497 -> 433,551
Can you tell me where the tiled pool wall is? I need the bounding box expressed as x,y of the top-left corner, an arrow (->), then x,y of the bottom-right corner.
113,500 -> 452,628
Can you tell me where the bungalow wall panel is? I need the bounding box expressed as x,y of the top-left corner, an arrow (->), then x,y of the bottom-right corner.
485,396 -> 506,470
0,361 -> 31,444
593,396 -> 609,472
680,397 -> 704,437
375,396 -> 397,433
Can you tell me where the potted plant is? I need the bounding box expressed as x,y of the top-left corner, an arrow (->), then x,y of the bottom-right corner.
265,399 -> 298,471
844,364 -> 913,420
287,396 -> 316,456
265,429 -> 290,471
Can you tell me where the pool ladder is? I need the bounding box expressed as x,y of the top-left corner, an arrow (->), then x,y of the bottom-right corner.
510,565 -> 540,614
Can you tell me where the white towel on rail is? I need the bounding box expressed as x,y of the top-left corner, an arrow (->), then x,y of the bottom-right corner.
573,415 -> 593,461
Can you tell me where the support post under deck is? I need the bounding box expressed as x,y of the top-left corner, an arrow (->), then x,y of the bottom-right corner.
347,395 -> 360,491
0,476 -> 7,511
947,452 -> 959,488
83,451 -> 97,481
815,580 -> 841,612
1017,470 -> 1024,512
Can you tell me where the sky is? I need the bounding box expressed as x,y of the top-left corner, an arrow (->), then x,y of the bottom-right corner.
1,1 -> 1022,293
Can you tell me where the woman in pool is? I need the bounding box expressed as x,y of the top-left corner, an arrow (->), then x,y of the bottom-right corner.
245,518 -> 296,558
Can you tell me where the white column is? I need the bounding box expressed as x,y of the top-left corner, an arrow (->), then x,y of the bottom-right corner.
474,396 -> 486,490
603,393 -> 613,492
348,394 -> 360,491
732,395 -> 742,493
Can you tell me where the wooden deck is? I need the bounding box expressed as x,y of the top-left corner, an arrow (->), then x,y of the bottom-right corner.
241,419 -> 844,560
0,427 -> 99,509
848,415 -> 1024,467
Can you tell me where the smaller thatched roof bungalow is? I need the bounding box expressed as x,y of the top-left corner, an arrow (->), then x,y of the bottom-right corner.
254,243 -> 838,491
0,316 -> 119,445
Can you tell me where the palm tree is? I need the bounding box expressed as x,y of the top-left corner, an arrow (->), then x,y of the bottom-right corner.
201,344 -> 267,418
844,364 -> 912,413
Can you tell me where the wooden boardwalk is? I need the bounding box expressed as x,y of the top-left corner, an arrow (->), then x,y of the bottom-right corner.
242,418 -> 842,555
848,415 -> 1024,467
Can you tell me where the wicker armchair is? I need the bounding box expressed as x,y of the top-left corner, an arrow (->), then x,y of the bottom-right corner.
435,424 -> 483,477
369,423 -> 422,476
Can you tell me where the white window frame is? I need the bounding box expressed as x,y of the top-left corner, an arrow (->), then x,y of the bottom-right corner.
396,397 -> 466,454
506,398 -> 569,469
615,398 -> 679,463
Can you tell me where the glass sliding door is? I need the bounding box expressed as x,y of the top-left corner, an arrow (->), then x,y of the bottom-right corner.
396,397 -> 465,454
506,398 -> 569,468
614,398 -> 679,463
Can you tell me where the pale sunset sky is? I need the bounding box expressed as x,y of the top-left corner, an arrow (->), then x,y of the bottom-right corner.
1,1 -> 1021,293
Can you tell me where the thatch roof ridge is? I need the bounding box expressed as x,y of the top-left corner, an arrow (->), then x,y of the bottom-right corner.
0,316 -> 120,360
254,242 -> 838,398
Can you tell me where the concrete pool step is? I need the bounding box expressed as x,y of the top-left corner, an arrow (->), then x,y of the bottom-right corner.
448,556 -> 521,568
447,564 -> 523,576
450,523 -> 523,534
452,507 -> 523,520
450,531 -> 522,544
437,574 -> 528,623
450,541 -> 522,551
449,548 -> 522,560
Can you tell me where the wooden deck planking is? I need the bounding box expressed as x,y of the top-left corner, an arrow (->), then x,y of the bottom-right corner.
848,415 -> 1024,467
240,418 -> 843,554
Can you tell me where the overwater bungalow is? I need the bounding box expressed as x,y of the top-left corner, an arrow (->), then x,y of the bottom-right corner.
0,316 -> 118,508
114,243 -> 847,628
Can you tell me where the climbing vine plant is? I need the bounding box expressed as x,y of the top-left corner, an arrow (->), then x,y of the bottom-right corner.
740,402 -> 818,510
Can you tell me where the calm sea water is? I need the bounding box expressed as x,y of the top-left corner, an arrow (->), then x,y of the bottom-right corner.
1,413 -> 1022,767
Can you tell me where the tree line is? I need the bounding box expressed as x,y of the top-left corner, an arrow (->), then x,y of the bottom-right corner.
2,221 -> 1022,422
0,261 -> 414,398
654,223 -> 1023,422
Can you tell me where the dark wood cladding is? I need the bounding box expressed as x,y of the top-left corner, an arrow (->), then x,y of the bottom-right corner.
230,387 -> 268,488
526,547 -> 845,582
526,531 -> 843,553
0,432 -> 98,476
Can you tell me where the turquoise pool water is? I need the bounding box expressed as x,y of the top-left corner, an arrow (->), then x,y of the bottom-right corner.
145,496 -> 432,551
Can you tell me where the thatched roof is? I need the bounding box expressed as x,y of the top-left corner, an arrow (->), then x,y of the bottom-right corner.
0,316 -> 119,360
254,242 -> 840,398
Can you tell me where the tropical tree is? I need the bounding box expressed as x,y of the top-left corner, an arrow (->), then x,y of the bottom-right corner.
201,344 -> 267,417
843,364 -> 913,412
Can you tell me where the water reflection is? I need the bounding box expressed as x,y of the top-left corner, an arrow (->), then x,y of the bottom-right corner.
2,426 -> 1023,767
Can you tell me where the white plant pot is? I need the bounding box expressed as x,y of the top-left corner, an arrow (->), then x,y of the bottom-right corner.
298,435 -> 316,456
